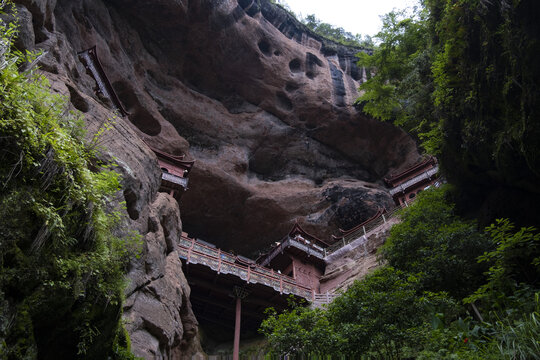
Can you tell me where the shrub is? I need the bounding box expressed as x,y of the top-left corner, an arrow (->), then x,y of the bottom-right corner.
0,2 -> 139,358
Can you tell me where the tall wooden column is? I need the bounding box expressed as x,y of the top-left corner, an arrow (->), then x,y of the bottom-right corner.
232,286 -> 249,360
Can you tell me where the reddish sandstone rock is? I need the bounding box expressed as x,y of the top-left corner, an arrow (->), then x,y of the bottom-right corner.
21,0 -> 422,252
13,0 -> 421,355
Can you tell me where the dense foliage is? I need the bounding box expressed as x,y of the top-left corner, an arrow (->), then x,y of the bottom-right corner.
269,0 -> 373,49
357,0 -> 540,223
356,8 -> 431,135
261,0 -> 540,360
380,188 -> 492,298
301,14 -> 374,49
0,3 -> 139,359
261,187 -> 540,358
262,1 -> 540,356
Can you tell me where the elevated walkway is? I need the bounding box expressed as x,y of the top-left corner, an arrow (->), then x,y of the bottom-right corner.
325,204 -> 405,257
178,236 -> 314,301
177,234 -> 324,344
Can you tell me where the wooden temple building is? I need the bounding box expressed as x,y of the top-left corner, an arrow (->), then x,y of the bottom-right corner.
384,156 -> 440,205
257,222 -> 329,293
147,145 -> 194,200
178,222 -> 330,357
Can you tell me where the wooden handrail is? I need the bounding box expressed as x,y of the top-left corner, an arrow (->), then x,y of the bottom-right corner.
179,237 -> 314,296
333,207 -> 387,240
326,204 -> 406,255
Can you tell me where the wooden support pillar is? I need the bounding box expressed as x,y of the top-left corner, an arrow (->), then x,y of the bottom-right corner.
217,249 -> 222,274
232,286 -> 249,360
233,297 -> 241,360
187,238 -> 195,264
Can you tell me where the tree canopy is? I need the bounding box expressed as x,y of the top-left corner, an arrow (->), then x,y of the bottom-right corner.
261,187 -> 540,359
356,0 -> 540,224
301,14 -> 374,49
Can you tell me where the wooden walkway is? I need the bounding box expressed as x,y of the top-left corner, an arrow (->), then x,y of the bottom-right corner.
325,204 -> 405,255
178,236 -> 315,301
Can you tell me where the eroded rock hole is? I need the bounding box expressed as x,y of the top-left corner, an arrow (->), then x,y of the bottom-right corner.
306,52 -> 323,67
129,107 -> 162,136
32,19 -> 49,44
124,188 -> 139,220
238,0 -> 259,16
112,80 -> 138,110
238,0 -> 253,9
285,82 -> 300,92
67,85 -> 89,112
306,71 -> 315,79
289,58 -> 302,73
112,80 -> 161,136
276,92 -> 293,111
274,50 -> 281,56
258,39 -> 271,57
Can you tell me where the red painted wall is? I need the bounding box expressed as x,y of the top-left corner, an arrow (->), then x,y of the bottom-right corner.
158,158 -> 186,178
292,258 -> 323,292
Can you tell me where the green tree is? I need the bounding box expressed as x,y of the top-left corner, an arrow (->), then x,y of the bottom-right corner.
380,187 -> 493,298
356,0 -> 540,223
466,219 -> 540,312
355,8 -> 433,139
427,0 -> 540,196
301,14 -> 373,49
259,299 -> 343,358
261,267 -> 456,359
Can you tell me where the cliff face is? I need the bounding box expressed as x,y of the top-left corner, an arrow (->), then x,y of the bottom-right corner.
79,0 -> 419,254
12,0 -> 420,356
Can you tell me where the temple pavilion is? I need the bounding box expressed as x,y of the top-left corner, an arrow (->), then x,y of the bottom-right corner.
256,221 -> 330,293
147,145 -> 194,200
384,156 -> 440,205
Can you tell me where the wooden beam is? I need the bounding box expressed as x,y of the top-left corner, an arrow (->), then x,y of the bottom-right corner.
190,295 -> 264,319
195,313 -> 235,329
187,278 -> 281,309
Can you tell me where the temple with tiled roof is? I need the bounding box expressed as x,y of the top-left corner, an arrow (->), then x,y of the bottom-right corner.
257,221 -> 329,292
384,156 -> 440,205
147,144 -> 194,199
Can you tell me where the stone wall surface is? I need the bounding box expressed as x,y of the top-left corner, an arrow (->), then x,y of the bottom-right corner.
320,218 -> 399,294
11,0 -> 420,356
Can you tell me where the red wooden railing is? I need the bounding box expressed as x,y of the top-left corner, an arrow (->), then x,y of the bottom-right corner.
178,236 -> 315,301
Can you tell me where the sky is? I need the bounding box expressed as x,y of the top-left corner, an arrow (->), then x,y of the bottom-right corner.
281,0 -> 420,37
